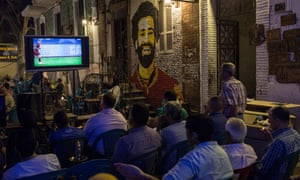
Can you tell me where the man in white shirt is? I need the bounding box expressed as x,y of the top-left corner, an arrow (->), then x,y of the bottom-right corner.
222,117 -> 257,170
3,130 -> 60,180
84,93 -> 127,155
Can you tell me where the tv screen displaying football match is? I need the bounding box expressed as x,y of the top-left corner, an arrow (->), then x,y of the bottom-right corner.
25,36 -> 89,71
33,37 -> 82,67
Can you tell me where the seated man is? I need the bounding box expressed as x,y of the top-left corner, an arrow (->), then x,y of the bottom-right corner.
257,106 -> 300,179
222,117 -> 257,170
115,114 -> 233,180
1,84 -> 17,123
205,96 -> 228,145
84,93 -> 127,155
157,90 -> 188,120
112,103 -> 161,167
3,129 -> 60,179
6,110 -> 41,169
159,101 -> 187,173
55,78 -> 64,97
49,111 -> 85,144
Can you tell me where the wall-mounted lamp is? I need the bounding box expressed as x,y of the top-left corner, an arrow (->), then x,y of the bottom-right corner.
82,19 -> 87,25
82,17 -> 99,26
164,0 -> 180,8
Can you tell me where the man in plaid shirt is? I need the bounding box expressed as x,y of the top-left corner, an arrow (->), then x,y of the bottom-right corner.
220,62 -> 247,119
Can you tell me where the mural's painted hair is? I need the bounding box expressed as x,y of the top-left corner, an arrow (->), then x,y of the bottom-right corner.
131,1 -> 160,44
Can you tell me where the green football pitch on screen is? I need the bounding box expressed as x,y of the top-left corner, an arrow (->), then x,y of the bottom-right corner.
34,57 -> 82,67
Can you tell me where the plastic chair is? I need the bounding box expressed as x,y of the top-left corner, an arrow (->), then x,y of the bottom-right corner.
67,96 -> 84,115
157,140 -> 193,174
91,129 -> 127,158
127,150 -> 159,174
17,168 -> 68,180
65,159 -> 124,180
253,149 -> 300,180
7,108 -> 19,123
272,149 -> 300,179
51,137 -> 86,168
85,90 -> 93,99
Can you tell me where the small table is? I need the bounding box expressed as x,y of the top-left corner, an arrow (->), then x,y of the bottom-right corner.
84,98 -> 101,114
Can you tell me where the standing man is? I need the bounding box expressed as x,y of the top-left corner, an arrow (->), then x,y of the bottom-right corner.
130,1 -> 183,109
220,62 -> 247,118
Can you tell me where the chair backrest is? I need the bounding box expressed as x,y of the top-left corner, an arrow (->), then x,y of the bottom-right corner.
128,150 -> 159,174
85,90 -> 93,98
233,164 -> 254,180
17,168 -> 68,180
158,140 -> 193,174
269,149 -> 300,179
281,149 -> 300,179
52,137 -> 86,168
65,159 -> 124,180
92,129 -> 127,158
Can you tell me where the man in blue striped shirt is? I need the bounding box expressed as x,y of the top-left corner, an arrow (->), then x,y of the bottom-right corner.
258,106 -> 300,179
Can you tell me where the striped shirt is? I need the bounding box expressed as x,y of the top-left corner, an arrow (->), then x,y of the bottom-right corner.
220,77 -> 247,118
260,127 -> 300,179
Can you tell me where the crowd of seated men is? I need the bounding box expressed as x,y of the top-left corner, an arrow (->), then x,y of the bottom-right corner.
0,90 -> 299,179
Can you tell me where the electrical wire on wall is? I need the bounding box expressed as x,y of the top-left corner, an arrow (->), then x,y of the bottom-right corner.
0,61 -> 18,69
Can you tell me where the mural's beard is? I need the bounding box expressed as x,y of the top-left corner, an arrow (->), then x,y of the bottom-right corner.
137,43 -> 155,68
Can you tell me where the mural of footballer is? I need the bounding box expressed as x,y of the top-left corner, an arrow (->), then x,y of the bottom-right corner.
130,1 -> 183,108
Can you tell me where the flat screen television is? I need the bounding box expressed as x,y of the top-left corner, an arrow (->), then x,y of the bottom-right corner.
24,35 -> 89,71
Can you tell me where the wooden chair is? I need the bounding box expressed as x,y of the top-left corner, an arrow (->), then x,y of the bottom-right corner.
17,168 -> 68,180
157,140 -> 193,174
273,149 -> 300,180
91,129 -> 127,158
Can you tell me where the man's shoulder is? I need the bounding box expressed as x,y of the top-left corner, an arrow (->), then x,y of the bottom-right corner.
210,112 -> 227,119
223,143 -> 255,152
67,127 -> 85,136
275,128 -> 300,143
88,112 -> 125,125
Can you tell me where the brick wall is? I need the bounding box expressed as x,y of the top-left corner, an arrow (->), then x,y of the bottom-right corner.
207,0 -> 218,98
156,6 -> 182,84
256,0 -> 300,103
198,0 -> 211,111
256,0 -> 270,100
180,2 -> 200,110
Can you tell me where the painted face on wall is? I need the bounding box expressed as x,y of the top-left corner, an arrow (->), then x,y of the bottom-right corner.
136,16 -> 156,68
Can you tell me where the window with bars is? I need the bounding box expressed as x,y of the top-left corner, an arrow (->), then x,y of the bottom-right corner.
159,1 -> 173,53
